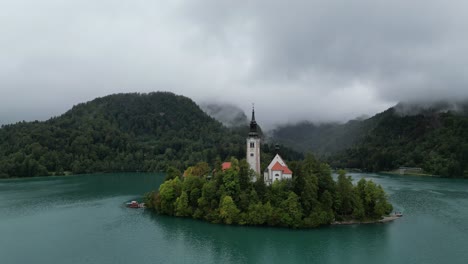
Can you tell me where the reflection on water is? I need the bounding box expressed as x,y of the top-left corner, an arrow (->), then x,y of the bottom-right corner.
1,173 -> 468,264
144,201 -> 392,264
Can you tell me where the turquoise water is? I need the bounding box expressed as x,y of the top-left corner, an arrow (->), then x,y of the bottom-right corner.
1,173 -> 468,264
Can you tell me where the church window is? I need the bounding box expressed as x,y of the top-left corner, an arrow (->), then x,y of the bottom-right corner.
250,142 -> 255,148
275,173 -> 279,177
250,153 -> 254,157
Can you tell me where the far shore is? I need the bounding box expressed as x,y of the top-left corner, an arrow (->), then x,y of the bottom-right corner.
332,215 -> 400,225
380,171 -> 439,177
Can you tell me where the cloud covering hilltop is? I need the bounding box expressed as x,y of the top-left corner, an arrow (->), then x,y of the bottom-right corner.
1,0 -> 468,126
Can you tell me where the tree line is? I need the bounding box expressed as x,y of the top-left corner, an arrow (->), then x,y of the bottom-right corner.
331,110 -> 468,177
0,92 -> 302,178
145,155 -> 393,228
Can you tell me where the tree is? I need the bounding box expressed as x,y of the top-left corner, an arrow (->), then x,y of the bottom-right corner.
165,166 -> 181,181
185,162 -> 210,177
219,196 -> 240,224
279,192 -> 303,228
247,202 -> 267,225
157,177 -> 182,215
175,191 -> 192,217
298,155 -> 320,215
254,176 -> 267,202
221,169 -> 241,200
335,170 -> 356,217
238,159 -> 251,190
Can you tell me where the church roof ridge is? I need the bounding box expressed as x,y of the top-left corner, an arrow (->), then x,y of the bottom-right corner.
271,161 -> 292,174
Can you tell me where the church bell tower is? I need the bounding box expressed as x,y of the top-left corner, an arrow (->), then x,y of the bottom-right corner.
246,106 -> 261,175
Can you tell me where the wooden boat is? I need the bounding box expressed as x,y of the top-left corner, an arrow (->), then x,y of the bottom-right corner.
126,201 -> 145,208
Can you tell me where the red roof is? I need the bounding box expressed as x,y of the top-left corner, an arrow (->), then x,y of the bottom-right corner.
271,162 -> 292,174
222,162 -> 232,171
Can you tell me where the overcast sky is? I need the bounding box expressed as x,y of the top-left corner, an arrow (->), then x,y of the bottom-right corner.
1,0 -> 468,127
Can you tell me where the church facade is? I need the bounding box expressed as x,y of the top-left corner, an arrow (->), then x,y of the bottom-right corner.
246,107 -> 292,185
263,154 -> 293,185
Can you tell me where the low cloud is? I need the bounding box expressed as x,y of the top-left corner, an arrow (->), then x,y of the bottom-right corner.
1,1 -> 468,126
394,100 -> 468,116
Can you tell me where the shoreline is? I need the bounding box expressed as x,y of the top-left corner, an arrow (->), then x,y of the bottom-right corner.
332,215 -> 400,225
380,171 -> 439,177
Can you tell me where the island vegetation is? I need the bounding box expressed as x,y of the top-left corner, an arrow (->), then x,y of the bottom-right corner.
145,155 -> 393,228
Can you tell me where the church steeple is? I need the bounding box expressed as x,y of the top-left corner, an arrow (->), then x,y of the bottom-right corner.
249,105 -> 259,137
246,104 -> 261,175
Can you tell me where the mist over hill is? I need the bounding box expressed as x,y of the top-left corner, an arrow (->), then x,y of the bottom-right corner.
200,103 -> 248,128
270,101 -> 468,177
270,120 -> 369,156
394,100 -> 468,116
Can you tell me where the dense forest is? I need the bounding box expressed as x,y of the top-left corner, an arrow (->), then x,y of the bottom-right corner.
3,92 -> 467,178
145,156 -> 393,228
331,108 -> 468,177
0,92 -> 302,178
272,102 -> 468,178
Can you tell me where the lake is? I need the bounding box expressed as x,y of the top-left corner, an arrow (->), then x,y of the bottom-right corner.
1,172 -> 468,264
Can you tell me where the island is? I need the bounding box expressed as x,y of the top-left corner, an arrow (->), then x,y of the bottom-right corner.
144,157 -> 394,228
145,107 -> 394,228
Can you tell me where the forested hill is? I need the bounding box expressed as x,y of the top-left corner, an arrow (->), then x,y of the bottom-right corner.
273,102 -> 468,177
332,106 -> 468,177
0,92 -> 301,178
271,118 -> 378,156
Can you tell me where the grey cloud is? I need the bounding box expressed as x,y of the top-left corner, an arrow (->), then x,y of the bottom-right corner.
186,0 -> 468,102
1,0 -> 468,127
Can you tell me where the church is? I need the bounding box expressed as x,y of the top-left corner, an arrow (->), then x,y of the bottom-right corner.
246,107 -> 293,185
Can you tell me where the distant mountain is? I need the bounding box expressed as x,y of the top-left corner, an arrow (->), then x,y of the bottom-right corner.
273,102 -> 468,177
271,119 -> 375,157
333,104 -> 468,177
200,103 -> 248,127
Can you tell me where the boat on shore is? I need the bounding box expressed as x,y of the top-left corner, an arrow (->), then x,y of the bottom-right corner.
126,201 -> 145,208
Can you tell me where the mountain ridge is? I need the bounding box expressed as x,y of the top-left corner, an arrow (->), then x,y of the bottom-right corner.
272,103 -> 468,177
0,92 -> 302,178
0,92 -> 241,178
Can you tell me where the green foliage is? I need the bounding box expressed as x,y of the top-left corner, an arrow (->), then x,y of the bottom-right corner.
273,105 -> 468,178
331,109 -> 468,178
335,170 -> 355,216
278,192 -> 303,228
183,162 -> 210,177
219,196 -> 240,224
0,92 -> 302,178
174,191 -> 192,217
155,177 -> 182,215
148,156 -> 393,228
356,179 -> 393,219
165,166 -> 181,181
